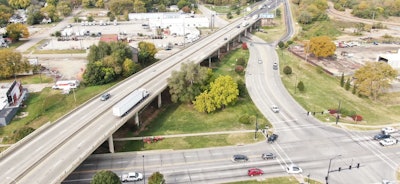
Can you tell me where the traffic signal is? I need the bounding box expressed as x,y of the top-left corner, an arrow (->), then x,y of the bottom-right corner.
349,165 -> 352,170
338,167 -> 341,172
357,163 -> 360,168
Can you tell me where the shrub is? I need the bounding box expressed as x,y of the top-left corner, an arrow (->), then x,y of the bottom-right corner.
236,57 -> 246,66
239,114 -> 250,124
345,78 -> 351,90
340,73 -> 344,87
297,81 -> 305,92
235,65 -> 244,74
352,115 -> 363,121
227,12 -> 233,19
237,79 -> 247,97
328,109 -> 338,114
242,42 -> 248,50
283,66 -> 292,75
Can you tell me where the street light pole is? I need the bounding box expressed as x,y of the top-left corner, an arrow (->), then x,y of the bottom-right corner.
142,155 -> 145,184
326,155 -> 341,184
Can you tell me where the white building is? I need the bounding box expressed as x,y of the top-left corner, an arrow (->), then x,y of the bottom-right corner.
377,49 -> 400,69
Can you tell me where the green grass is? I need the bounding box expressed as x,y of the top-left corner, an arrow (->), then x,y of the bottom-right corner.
224,176 -> 305,184
254,7 -> 286,42
23,39 -> 49,54
8,40 -> 29,49
0,82 -> 117,143
33,49 -> 87,54
278,49 -> 400,125
120,133 -> 264,151
0,74 -> 54,84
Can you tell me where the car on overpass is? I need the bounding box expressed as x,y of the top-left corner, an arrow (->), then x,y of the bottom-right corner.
261,152 -> 276,160
248,168 -> 264,176
231,154 -> 248,162
286,164 -> 302,174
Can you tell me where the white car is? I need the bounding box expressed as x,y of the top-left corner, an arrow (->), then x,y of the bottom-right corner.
121,172 -> 143,182
381,127 -> 397,134
379,138 -> 398,146
286,164 -> 302,174
271,105 -> 279,113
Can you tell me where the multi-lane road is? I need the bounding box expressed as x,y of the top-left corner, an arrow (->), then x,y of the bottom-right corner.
64,34 -> 400,184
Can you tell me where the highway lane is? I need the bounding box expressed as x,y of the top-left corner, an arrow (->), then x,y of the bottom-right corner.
0,11 -> 261,184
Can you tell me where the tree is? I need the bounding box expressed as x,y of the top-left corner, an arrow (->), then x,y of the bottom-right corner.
95,0 -> 104,8
0,5 -> 13,27
134,0 -> 146,13
57,1 -> 73,17
354,62 -> 398,100
122,58 -> 140,77
226,12 -> 233,19
193,90 -> 216,113
91,170 -> 121,184
167,62 -> 210,103
278,41 -> 285,49
138,41 -> 157,65
41,4 -> 60,22
297,81 -> 305,92
344,78 -> 350,90
283,66 -> 292,75
148,172 -> 165,184
340,73 -> 344,87
0,49 -> 31,79
6,23 -> 30,41
306,36 -> 336,58
83,61 -> 116,85
8,0 -> 30,9
208,75 -> 239,109
26,5 -> 44,25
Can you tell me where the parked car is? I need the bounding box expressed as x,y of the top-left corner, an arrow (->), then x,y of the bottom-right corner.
267,134 -> 278,143
121,172 -> 143,182
286,164 -> 302,174
381,127 -> 397,134
248,168 -> 264,176
374,133 -> 391,140
379,138 -> 398,146
261,152 -> 276,160
271,105 -> 279,113
100,93 -> 111,101
273,63 -> 278,70
231,154 -> 248,162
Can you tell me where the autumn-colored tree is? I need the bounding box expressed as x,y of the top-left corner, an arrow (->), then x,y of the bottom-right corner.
6,23 -> 30,41
0,49 -> 31,79
306,36 -> 336,58
167,62 -> 210,103
134,0 -> 146,13
8,0 -> 30,9
181,6 -> 191,13
354,62 -> 398,100
0,5 -> 13,27
95,0 -> 104,8
122,58 -> 140,77
57,1 -> 73,17
41,4 -> 60,22
193,75 -> 238,113
138,41 -> 157,65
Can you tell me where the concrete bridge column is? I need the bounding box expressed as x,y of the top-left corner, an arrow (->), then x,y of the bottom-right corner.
244,29 -> 247,37
135,112 -> 139,126
226,42 -> 230,51
238,34 -> 241,42
108,135 -> 115,153
249,26 -> 252,32
217,49 -> 221,59
158,94 -> 162,108
208,56 -> 212,67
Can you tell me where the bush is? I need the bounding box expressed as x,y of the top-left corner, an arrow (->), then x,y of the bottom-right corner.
239,114 -> 250,124
242,42 -> 248,50
227,12 -> 233,19
236,57 -> 246,66
297,81 -> 305,92
345,78 -> 351,90
283,66 -> 292,75
352,115 -> 363,121
237,79 -> 247,97
235,65 -> 244,74
328,109 -> 338,114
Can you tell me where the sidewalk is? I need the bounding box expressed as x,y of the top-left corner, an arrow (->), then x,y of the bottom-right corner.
113,130 -> 256,141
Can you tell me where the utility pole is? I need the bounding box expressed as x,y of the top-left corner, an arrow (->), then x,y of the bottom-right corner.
254,116 -> 258,139
335,100 -> 341,125
326,155 -> 341,184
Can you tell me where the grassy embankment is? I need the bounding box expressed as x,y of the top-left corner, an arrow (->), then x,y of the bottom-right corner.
118,47 -> 269,151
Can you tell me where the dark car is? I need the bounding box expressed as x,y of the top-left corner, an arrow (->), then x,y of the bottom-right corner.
100,93 -> 111,101
374,133 -> 390,140
267,134 -> 278,143
248,168 -> 263,176
273,63 -> 278,70
261,152 -> 276,160
231,154 -> 248,162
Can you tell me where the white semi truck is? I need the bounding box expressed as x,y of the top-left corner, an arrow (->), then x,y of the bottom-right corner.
112,88 -> 149,117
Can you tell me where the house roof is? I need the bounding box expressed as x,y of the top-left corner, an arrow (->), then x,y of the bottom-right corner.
100,34 -> 118,43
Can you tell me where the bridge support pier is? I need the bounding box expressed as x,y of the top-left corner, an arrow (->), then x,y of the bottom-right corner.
238,34 -> 241,42
208,56 -> 212,67
135,112 -> 139,126
108,135 -> 115,153
158,94 -> 162,108
226,42 -> 230,51
244,29 -> 247,37
217,49 -> 221,59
